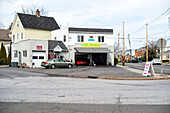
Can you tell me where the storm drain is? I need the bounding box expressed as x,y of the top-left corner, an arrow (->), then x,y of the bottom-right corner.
87,76 -> 98,79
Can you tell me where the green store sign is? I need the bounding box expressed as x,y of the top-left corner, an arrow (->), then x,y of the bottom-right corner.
82,43 -> 101,47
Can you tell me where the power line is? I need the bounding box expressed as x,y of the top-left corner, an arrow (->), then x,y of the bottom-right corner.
129,8 -> 170,36
148,8 -> 170,25
130,24 -> 145,35
149,30 -> 170,36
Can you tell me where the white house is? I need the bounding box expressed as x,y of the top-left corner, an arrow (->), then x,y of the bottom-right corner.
11,39 -> 68,67
51,27 -> 114,66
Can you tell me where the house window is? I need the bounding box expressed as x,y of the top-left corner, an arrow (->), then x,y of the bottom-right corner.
21,32 -> 23,40
17,33 -> 19,41
17,21 -> 19,27
63,35 -> 66,42
78,35 -> 84,42
14,50 -> 18,57
167,54 -> 169,58
23,50 -> 27,57
7,47 -> 10,53
98,36 -> 104,42
13,34 -> 15,42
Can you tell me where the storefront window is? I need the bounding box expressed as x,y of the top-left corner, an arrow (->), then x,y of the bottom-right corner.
78,35 -> 84,42
98,36 -> 104,42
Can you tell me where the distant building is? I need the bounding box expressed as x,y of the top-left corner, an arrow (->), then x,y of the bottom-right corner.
135,47 -> 146,58
0,29 -> 11,45
0,29 -> 11,55
163,46 -> 170,62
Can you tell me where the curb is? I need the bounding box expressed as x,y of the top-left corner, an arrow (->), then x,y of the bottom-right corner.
98,76 -> 170,80
48,74 -> 170,80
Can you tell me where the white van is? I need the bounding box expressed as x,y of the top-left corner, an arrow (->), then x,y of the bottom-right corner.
151,59 -> 162,65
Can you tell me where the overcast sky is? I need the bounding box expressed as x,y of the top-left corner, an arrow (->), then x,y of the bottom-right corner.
0,0 -> 170,52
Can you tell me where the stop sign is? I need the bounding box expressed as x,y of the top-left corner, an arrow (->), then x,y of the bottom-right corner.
157,38 -> 166,48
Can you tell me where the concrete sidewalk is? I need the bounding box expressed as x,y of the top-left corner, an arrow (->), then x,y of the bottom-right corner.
12,65 -> 170,80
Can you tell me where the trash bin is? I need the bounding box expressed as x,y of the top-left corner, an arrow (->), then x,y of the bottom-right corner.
140,61 -> 142,63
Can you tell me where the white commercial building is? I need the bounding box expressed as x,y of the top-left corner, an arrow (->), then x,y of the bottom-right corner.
52,27 -> 114,66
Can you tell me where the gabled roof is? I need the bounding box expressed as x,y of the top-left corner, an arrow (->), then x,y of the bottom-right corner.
17,13 -> 60,31
0,29 -> 11,41
48,40 -> 68,52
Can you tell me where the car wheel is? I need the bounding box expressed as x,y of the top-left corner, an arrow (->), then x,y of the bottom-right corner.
51,64 -> 56,69
68,64 -> 72,68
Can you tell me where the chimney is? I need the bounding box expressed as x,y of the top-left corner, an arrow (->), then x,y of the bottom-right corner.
36,9 -> 40,17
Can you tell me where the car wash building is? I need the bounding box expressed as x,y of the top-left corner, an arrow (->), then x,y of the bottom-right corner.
11,39 -> 68,67
51,27 -> 114,66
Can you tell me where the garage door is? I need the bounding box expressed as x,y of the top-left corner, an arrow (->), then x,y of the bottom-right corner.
32,52 -> 46,67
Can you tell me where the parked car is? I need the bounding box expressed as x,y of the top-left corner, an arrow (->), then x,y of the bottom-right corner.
151,59 -> 162,65
77,61 -> 86,65
129,58 -> 138,63
41,59 -> 73,69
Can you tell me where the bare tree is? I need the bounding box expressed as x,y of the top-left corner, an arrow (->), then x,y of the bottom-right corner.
114,42 -> 123,57
143,41 -> 158,61
21,4 -> 48,16
8,23 -> 13,30
0,21 -> 5,28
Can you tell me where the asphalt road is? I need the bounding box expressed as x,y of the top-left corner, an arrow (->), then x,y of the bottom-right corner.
0,77 -> 170,113
1,102 -> 170,113
0,67 -> 48,78
3,66 -> 145,78
126,63 -> 170,75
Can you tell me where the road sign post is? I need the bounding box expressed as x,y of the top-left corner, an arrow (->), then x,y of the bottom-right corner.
157,38 -> 166,75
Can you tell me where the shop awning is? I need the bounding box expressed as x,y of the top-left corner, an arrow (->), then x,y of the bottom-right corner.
75,47 -> 112,53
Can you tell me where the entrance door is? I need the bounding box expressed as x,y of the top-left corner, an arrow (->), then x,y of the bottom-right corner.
19,52 -> 21,64
92,53 -> 107,65
32,52 -> 45,67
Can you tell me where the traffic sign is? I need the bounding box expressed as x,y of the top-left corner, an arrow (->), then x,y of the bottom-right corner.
143,62 -> 155,77
157,38 -> 166,48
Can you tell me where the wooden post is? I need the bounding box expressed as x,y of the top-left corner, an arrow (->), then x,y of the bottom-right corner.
161,38 -> 163,75
128,34 -> 132,58
117,33 -> 120,61
123,21 -> 125,65
146,23 -> 148,62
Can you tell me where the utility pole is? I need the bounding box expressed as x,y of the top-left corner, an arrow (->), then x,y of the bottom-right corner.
161,38 -> 163,75
117,33 -> 120,61
123,21 -> 125,65
128,34 -> 132,58
146,23 -> 148,62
